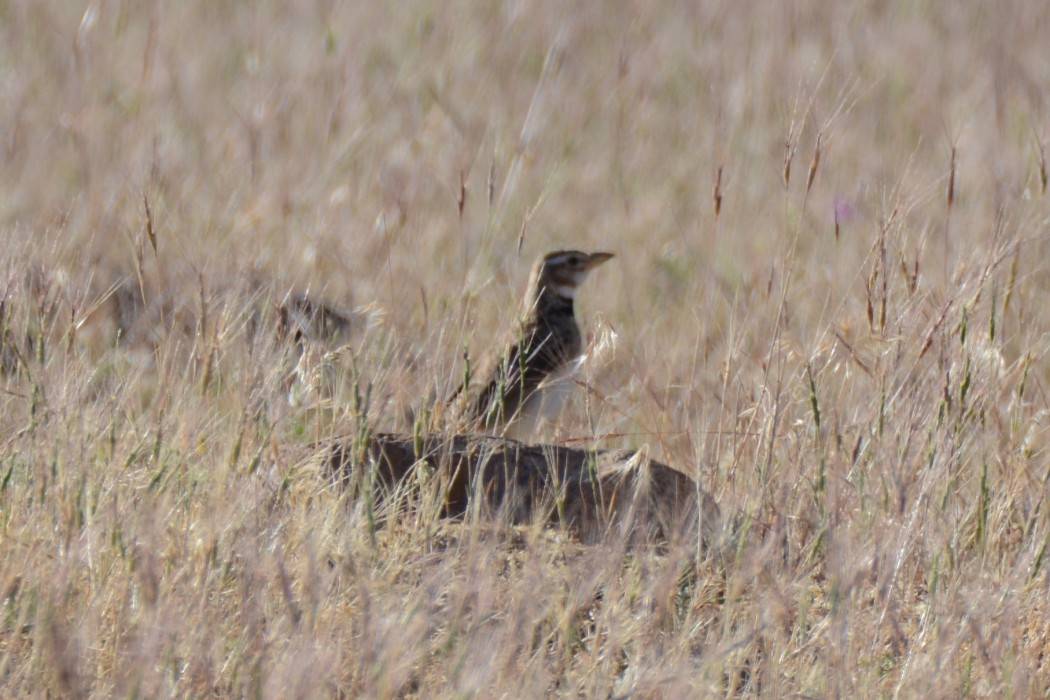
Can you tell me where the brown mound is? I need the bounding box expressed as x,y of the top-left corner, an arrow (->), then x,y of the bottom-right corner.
321,432 -> 720,545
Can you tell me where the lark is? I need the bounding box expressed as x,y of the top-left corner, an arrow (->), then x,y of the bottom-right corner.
276,292 -> 384,409
452,250 -> 614,439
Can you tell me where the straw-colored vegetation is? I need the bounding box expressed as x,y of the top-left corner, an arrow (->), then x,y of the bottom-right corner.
3,1 -> 1050,696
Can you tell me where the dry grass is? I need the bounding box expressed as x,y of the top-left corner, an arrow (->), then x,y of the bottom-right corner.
3,0 -> 1050,696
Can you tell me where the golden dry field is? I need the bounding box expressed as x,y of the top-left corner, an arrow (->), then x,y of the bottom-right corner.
3,1 -> 1050,696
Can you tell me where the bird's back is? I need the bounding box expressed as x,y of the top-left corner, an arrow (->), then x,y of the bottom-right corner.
464,299 -> 581,427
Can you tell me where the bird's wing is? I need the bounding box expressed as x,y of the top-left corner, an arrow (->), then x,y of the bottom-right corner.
467,328 -> 568,428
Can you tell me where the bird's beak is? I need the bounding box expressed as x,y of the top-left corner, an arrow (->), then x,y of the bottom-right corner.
586,252 -> 615,269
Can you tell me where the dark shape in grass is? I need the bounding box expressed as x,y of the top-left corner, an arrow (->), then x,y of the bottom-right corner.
320,432 -> 720,547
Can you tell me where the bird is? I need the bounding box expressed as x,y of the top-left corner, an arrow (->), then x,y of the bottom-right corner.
275,291 -> 385,409
451,249 -> 614,439
276,291 -> 356,347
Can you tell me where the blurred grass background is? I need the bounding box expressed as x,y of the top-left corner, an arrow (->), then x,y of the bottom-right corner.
2,0 -> 1050,696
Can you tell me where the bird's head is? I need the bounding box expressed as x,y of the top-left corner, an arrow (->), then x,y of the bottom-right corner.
533,250 -> 615,300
